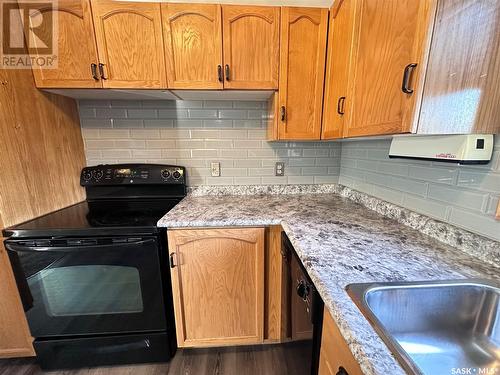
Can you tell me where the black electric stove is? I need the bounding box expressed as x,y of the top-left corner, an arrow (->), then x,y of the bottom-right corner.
2,164 -> 186,370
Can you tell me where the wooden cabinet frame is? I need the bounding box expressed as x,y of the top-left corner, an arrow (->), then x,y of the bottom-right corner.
319,307 -> 363,375
277,7 -> 328,140
168,227 -> 265,347
341,0 -> 435,138
0,239 -> 34,358
29,0 -> 101,88
162,3 -> 223,89
222,5 -> 280,89
91,0 -> 167,88
321,0 -> 355,139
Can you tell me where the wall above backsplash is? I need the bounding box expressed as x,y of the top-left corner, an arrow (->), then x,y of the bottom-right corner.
339,138 -> 500,241
78,100 -> 341,186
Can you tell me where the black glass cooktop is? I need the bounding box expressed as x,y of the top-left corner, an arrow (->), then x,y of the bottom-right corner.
3,199 -> 181,238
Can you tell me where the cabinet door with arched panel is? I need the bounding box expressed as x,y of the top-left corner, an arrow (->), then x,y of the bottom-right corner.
278,7 -> 328,140
167,228 -> 265,347
222,5 -> 279,89
162,3 -> 223,89
91,0 -> 167,88
30,0 -> 101,88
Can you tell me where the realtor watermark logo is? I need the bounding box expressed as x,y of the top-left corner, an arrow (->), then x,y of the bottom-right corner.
1,0 -> 58,69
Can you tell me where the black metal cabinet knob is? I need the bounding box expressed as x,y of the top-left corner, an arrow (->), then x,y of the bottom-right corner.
225,64 -> 230,81
91,63 -> 99,80
296,280 -> 310,301
280,106 -> 286,121
336,366 -> 349,375
401,63 -> 417,94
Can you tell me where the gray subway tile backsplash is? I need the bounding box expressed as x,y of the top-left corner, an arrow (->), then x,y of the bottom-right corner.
339,138 -> 500,241
78,99 -> 341,187
78,99 -> 499,241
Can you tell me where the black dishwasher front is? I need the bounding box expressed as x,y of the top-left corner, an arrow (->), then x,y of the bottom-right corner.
281,232 -> 324,375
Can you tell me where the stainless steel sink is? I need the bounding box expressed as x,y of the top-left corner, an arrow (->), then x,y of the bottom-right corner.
347,280 -> 500,375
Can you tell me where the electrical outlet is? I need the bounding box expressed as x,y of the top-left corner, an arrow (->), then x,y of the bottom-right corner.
210,162 -> 220,177
275,162 -> 285,176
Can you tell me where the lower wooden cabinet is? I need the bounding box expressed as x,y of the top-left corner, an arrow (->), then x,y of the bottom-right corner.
319,307 -> 362,375
0,238 -> 34,358
167,228 -> 265,347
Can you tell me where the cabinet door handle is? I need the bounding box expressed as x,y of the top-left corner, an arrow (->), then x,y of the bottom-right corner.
225,64 -> 230,81
336,367 -> 349,375
169,252 -> 176,268
401,63 -> 417,94
98,63 -> 107,80
217,65 -> 223,82
337,96 -> 346,115
280,106 -> 286,121
90,63 -> 99,80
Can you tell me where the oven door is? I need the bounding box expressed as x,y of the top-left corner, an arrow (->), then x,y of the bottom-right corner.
4,236 -> 166,338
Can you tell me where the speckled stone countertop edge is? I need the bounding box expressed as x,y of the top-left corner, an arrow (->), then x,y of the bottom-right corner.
159,186 -> 500,375
186,183 -> 500,267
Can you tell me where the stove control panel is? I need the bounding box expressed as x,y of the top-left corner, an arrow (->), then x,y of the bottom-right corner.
80,164 -> 186,186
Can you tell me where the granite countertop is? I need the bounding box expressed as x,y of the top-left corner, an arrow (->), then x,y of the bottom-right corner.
158,189 -> 500,375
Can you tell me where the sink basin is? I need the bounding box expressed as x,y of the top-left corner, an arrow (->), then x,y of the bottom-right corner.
347,280 -> 500,375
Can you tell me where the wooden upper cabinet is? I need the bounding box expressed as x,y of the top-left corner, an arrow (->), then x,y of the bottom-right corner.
168,228 -> 264,347
91,0 -> 167,88
343,0 -> 434,138
162,3 -> 223,89
30,0 -> 101,88
321,0 -> 355,139
222,5 -> 280,89
278,7 -> 328,140
416,0 -> 500,135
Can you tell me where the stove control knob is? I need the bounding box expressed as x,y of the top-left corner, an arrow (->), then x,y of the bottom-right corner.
82,171 -> 92,181
93,169 -> 104,181
161,170 -> 171,180
172,170 -> 182,180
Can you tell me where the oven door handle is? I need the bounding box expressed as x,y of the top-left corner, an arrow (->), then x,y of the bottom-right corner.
4,238 -> 155,253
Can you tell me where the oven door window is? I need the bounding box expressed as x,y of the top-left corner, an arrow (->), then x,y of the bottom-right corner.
37,265 -> 143,316
6,237 -> 166,338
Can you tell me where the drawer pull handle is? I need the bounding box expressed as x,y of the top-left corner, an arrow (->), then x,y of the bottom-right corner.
169,252 -> 176,268
337,96 -> 346,115
401,63 -> 417,94
91,63 -> 99,80
217,65 -> 223,82
98,63 -> 107,80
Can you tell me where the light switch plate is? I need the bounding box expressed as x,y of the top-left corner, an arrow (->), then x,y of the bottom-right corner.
275,162 -> 285,176
211,162 -> 220,177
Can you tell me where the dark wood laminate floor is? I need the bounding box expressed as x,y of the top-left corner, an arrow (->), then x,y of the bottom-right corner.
0,343 -> 310,375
